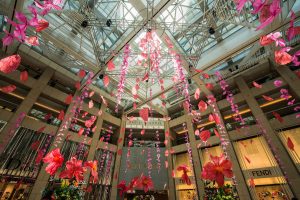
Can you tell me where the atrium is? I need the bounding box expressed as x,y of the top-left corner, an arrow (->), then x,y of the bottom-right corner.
0,0 -> 300,199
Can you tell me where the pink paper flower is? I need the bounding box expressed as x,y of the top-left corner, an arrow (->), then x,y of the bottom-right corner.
0,54 -> 21,74
201,154 -> 233,187
43,148 -> 64,175
59,157 -> 86,182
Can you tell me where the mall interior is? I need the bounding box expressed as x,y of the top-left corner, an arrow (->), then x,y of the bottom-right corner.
0,0 -> 300,199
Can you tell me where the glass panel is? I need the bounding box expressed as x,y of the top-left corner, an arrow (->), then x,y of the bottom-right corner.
234,136 -> 293,199
278,127 -> 300,172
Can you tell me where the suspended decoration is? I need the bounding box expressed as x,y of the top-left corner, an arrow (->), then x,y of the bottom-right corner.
155,131 -> 161,173
115,44 -> 131,112
216,72 -> 245,125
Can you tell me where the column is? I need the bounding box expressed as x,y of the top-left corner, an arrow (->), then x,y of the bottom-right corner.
0,68 -> 54,149
84,103 -> 107,182
110,115 -> 126,200
208,101 -> 252,199
164,121 -> 176,200
275,65 -> 300,98
235,76 -> 300,198
185,114 -> 205,200
28,90 -> 81,200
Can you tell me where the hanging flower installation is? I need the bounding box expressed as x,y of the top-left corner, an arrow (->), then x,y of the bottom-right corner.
0,54 -> 21,74
115,44 -> 131,112
201,154 -> 233,187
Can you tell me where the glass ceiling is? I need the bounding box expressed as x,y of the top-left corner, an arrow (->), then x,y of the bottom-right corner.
2,0 -> 287,111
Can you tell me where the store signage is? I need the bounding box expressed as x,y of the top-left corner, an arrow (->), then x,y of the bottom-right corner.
251,169 -> 272,177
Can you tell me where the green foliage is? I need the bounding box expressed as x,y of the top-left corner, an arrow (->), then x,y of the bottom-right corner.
42,179 -> 84,200
204,184 -> 238,200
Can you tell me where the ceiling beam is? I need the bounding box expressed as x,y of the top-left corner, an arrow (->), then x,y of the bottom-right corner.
81,0 -> 174,88
124,9 -> 300,114
196,0 -> 299,71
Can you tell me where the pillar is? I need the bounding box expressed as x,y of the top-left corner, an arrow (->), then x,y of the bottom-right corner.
84,103 -> 107,182
28,90 -> 81,200
207,101 -> 252,199
185,114 -> 205,200
0,68 -> 54,149
235,76 -> 300,198
275,65 -> 300,98
110,115 -> 126,200
164,121 -> 176,200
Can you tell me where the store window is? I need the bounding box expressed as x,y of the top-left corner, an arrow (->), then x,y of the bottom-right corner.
173,153 -> 197,200
234,136 -> 293,199
278,127 -> 300,172
85,149 -> 115,200
0,127 -> 53,200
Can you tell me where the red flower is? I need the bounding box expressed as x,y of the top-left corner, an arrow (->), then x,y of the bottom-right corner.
117,180 -> 128,197
275,49 -> 293,65
137,175 -> 154,193
177,165 -> 191,185
1,85 -> 16,93
59,157 -> 86,182
127,176 -> 139,191
43,148 -> 64,175
201,154 -> 233,187
0,54 -> 21,74
259,35 -> 273,46
84,160 -> 98,182
20,70 -> 28,82
36,19 -> 49,32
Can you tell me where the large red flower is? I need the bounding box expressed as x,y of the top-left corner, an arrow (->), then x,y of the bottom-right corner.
84,160 -> 98,182
0,54 -> 21,74
43,148 -> 64,175
117,180 -> 128,197
137,175 -> 154,193
177,165 -> 191,185
59,157 -> 86,182
201,154 -> 233,187
127,176 -> 139,191
275,48 -> 293,65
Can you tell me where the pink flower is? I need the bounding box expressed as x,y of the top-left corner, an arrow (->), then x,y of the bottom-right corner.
43,148 -> 64,175
201,154 -> 233,187
59,157 -> 86,182
273,80 -> 282,87
0,54 -> 21,74
275,48 -> 293,65
1,85 -> 16,93
84,160 -> 98,182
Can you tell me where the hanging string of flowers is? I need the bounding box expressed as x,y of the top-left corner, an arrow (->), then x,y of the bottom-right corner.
147,146 -> 152,178
125,128 -> 133,173
215,72 -> 245,125
115,44 -> 131,112
206,95 -> 237,186
155,130 -> 161,173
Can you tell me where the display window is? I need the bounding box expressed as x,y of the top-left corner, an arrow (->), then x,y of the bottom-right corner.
234,136 -> 293,199
173,153 -> 197,200
278,127 -> 300,172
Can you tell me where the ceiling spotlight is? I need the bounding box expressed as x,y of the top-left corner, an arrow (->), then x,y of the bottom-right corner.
208,27 -> 215,35
99,74 -> 104,79
81,20 -> 88,28
106,19 -> 112,27
188,78 -> 191,84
